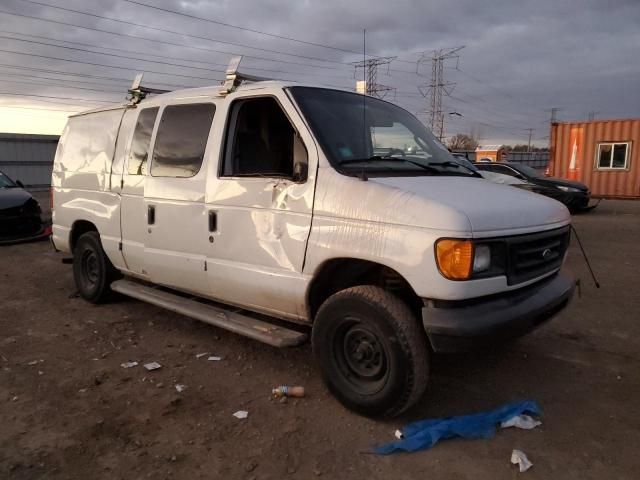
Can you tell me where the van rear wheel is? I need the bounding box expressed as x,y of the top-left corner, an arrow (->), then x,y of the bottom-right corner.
73,231 -> 119,303
312,285 -> 429,417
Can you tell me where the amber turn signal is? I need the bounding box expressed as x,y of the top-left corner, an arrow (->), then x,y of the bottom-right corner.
435,239 -> 473,280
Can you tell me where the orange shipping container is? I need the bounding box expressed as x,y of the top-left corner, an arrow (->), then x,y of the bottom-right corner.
549,118 -> 640,198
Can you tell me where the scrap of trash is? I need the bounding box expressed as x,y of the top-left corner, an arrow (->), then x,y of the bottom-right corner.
120,361 -> 138,369
233,410 -> 248,419
143,362 -> 162,371
374,400 -> 541,454
272,385 -> 305,398
511,449 -> 533,472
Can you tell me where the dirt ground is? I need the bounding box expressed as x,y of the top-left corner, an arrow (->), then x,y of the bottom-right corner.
1,198 -> 639,480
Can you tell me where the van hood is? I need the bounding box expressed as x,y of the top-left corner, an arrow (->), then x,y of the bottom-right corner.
370,176 -> 570,235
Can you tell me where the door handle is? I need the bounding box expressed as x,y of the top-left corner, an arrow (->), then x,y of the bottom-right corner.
208,210 -> 217,232
148,205 -> 155,225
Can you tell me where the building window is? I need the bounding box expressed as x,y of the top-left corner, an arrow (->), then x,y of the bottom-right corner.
150,103 -> 215,178
596,142 -> 630,170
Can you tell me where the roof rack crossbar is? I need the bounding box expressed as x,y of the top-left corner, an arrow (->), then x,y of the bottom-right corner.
127,73 -> 171,104
220,56 -> 269,96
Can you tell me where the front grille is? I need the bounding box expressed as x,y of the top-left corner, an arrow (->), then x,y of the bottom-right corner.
506,226 -> 570,285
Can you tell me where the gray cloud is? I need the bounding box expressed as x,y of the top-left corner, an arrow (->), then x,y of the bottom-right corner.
0,0 -> 638,144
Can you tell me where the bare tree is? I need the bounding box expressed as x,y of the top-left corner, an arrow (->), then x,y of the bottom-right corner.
447,133 -> 479,151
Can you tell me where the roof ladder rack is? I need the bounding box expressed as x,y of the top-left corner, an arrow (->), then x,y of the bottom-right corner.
219,55 -> 269,96
127,73 -> 171,104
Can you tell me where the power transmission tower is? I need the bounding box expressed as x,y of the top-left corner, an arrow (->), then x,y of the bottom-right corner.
525,128 -> 535,152
417,46 -> 465,141
587,111 -> 599,121
351,56 -> 397,99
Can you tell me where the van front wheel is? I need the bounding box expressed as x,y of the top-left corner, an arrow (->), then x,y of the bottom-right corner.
73,231 -> 119,303
312,286 -> 429,417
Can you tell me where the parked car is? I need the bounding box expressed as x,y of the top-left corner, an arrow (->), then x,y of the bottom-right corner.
474,162 -> 591,212
0,170 -> 47,245
51,64 -> 575,417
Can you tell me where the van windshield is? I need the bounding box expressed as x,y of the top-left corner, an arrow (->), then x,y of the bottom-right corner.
288,87 -> 479,178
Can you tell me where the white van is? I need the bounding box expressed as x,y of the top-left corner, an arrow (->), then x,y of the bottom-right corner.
51,62 -> 575,417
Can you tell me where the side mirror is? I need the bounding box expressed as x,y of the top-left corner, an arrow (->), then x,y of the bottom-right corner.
16,180 -> 24,188
293,161 -> 308,183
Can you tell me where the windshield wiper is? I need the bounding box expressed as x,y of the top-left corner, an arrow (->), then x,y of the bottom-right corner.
427,160 -> 482,177
340,156 -> 441,174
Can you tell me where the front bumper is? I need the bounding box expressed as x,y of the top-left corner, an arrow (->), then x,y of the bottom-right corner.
423,270 -> 576,352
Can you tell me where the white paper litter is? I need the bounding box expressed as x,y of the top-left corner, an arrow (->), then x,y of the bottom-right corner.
208,356 -> 222,361
233,410 -> 248,419
511,449 -> 533,473
143,362 -> 162,371
27,360 -> 39,366
501,414 -> 542,430
195,353 -> 209,358
394,429 -> 403,439
175,384 -> 186,393
120,361 -> 138,369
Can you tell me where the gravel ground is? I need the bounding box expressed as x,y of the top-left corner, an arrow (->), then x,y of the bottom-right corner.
1,199 -> 639,479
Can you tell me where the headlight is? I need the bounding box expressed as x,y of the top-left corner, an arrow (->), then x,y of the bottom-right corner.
473,244 -> 491,273
435,239 -> 501,280
557,185 -> 581,192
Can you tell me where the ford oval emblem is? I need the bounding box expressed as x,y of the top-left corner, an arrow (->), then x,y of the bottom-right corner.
542,248 -> 553,259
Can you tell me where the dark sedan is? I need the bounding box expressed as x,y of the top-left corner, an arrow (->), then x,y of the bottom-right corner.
474,162 -> 592,212
0,170 -> 48,245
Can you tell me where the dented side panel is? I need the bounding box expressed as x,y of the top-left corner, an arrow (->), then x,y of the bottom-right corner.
203,88 -> 317,320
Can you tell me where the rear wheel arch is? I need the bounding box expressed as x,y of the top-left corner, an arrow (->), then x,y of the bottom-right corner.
306,258 -> 423,321
69,220 -> 98,253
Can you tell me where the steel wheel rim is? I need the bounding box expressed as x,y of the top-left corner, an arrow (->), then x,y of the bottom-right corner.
81,249 -> 100,286
333,317 -> 389,395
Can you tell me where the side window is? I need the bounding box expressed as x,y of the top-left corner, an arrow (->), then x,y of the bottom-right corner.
222,97 -> 297,178
128,107 -> 158,175
150,103 -> 216,178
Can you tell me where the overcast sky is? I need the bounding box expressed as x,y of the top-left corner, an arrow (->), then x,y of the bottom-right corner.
0,0 -> 638,145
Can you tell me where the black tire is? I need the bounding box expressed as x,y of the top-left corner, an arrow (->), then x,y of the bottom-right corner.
312,285 -> 429,417
72,231 -> 119,303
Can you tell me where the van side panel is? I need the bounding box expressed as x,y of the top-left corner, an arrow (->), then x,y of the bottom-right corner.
51,108 -> 127,267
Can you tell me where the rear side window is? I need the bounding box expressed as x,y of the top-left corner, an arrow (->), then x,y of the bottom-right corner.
128,107 -> 158,175
151,103 -> 216,178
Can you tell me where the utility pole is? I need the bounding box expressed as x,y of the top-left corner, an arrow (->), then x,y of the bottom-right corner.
417,46 -> 465,141
525,128 -> 535,152
351,56 -> 397,99
587,111 -> 600,121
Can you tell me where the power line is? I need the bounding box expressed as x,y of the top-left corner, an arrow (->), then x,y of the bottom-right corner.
121,0 -> 363,57
0,68 -> 141,90
0,76 -> 123,94
0,63 -> 189,89
0,30 -> 355,83
13,0 -> 355,67
0,8 -> 351,72
0,47 -> 222,82
0,35 -> 228,76
0,103 -> 84,112
121,0 -> 419,67
0,92 -> 115,103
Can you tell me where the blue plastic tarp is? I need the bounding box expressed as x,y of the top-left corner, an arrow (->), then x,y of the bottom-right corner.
374,400 -> 541,455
